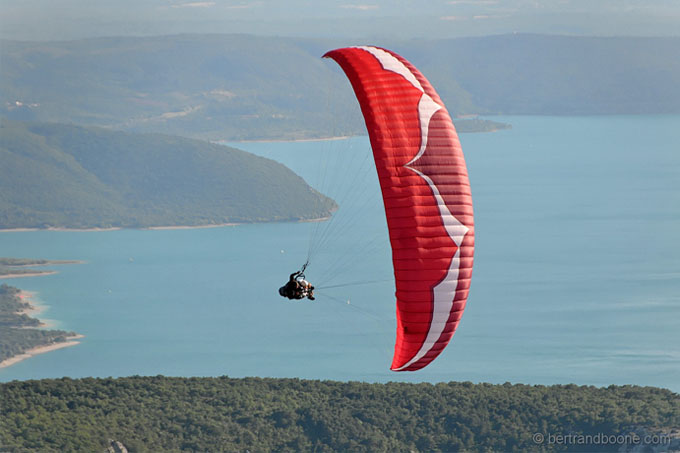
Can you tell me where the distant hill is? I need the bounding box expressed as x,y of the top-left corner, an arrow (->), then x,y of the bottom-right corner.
1,376 -> 678,452
399,35 -> 680,115
0,119 -> 336,229
2,34 -> 678,140
1,35 -> 365,141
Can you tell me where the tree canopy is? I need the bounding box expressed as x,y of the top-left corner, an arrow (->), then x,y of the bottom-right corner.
1,376 -> 678,452
0,119 -> 336,229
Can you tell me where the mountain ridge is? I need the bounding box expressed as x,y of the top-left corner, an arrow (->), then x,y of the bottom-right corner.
3,33 -> 678,140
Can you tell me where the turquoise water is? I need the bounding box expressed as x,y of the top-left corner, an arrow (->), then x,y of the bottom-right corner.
1,116 -> 679,391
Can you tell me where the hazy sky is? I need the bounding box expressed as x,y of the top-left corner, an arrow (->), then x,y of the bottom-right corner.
1,0 -> 679,41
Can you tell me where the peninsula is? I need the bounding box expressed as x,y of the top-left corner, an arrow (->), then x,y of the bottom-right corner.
0,258 -> 81,279
0,259 -> 82,368
0,119 -> 337,230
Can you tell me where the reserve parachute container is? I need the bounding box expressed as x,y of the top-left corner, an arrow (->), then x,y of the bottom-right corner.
324,46 -> 475,371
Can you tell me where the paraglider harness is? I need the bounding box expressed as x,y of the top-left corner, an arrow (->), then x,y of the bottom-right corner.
278,262 -> 315,301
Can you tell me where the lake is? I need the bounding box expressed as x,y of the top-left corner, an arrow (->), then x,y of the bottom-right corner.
1,115 -> 679,391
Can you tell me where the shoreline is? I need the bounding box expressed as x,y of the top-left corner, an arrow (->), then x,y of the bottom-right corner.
0,287 -> 76,369
0,260 -> 83,279
216,118 -> 509,144
17,290 -> 45,317
0,227 -> 121,233
0,271 -> 57,279
16,290 -> 55,327
0,217 -> 331,233
217,135 -> 353,144
0,334 -> 85,369
298,215 -> 331,223
145,222 -> 238,231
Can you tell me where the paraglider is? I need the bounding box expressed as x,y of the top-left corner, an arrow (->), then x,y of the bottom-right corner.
279,270 -> 315,301
280,46 -> 474,372
322,46 -> 475,372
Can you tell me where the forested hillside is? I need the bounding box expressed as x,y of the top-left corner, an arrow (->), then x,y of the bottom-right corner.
2,34 -> 678,140
398,35 -> 680,115
0,119 -> 336,229
1,376 -> 678,452
0,284 -> 77,363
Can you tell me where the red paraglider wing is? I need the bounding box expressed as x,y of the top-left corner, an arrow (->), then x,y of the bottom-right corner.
323,46 -> 474,371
